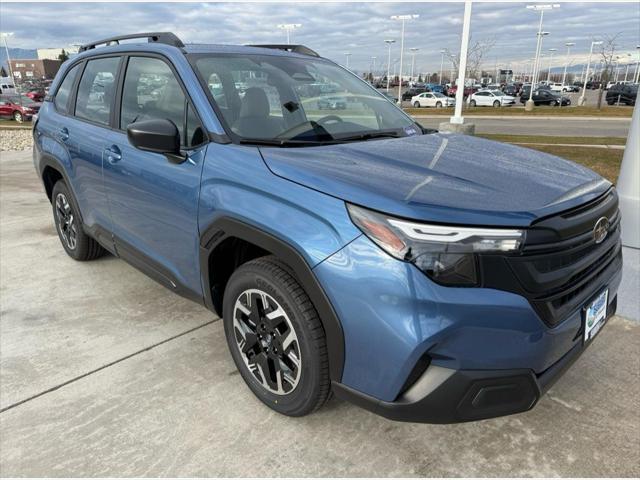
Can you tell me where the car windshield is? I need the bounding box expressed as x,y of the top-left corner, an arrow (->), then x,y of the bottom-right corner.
190,53 -> 420,145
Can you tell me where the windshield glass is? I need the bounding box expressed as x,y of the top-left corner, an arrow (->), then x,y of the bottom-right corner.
190,53 -> 419,144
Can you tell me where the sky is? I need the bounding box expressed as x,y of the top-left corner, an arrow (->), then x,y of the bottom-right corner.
1,2 -> 639,75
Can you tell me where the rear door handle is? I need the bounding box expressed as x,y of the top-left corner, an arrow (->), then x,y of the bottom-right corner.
58,127 -> 69,142
104,145 -> 122,164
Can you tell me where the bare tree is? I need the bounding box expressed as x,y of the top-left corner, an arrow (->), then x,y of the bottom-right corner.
596,33 -> 622,109
445,37 -> 496,83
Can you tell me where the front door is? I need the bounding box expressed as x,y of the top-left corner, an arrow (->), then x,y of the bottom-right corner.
102,55 -> 207,300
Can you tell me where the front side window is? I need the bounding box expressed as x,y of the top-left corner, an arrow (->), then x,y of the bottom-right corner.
54,63 -> 81,114
75,57 -> 120,125
191,53 -> 418,144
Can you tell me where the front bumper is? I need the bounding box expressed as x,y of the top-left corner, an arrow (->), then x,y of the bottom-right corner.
333,296 -> 616,423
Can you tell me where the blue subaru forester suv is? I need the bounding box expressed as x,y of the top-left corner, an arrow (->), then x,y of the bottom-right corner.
34,33 -> 623,423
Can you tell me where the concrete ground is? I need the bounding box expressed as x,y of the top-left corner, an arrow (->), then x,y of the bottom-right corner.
1,150 -> 639,477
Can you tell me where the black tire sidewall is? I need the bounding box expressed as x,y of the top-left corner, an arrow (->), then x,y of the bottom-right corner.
51,180 -> 90,260
223,261 -> 325,416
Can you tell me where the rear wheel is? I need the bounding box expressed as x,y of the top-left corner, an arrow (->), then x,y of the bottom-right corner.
469,99 -> 476,107
223,256 -> 331,417
493,100 -> 500,107
13,111 -> 23,123
413,101 -> 420,108
51,180 -> 105,261
435,101 -> 442,108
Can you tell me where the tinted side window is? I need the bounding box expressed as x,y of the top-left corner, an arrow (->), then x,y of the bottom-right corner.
120,57 -> 186,142
75,57 -> 120,126
54,64 -> 81,114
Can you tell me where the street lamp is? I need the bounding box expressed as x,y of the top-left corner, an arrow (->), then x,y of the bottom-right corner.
371,56 -> 377,79
409,47 -> 419,81
547,48 -> 557,81
391,14 -> 419,105
384,39 -> 395,92
277,24 -> 301,44
561,42 -> 575,88
525,4 -> 559,111
344,52 -> 351,69
1,32 -> 15,83
439,49 -> 446,85
579,40 -> 603,106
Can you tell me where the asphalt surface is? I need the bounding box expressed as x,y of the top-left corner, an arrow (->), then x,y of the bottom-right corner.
1,150 -> 639,477
415,116 -> 631,137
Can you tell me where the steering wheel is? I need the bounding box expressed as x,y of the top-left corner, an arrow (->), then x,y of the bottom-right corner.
316,115 -> 344,126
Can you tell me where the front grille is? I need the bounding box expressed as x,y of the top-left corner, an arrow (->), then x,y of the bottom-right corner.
480,188 -> 622,327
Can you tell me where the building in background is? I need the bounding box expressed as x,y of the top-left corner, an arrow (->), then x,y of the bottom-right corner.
9,59 -> 62,81
37,46 -> 79,60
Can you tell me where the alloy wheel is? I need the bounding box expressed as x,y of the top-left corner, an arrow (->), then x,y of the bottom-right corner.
13,111 -> 23,123
55,192 -> 77,250
232,289 -> 301,395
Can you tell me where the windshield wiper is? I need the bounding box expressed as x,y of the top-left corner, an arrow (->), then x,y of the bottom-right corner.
238,138 -> 326,147
335,130 -> 404,143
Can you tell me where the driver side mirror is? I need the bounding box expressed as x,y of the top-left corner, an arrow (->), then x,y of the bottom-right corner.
127,119 -> 181,158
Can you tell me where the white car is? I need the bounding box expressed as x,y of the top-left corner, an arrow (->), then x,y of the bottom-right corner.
411,92 -> 455,108
469,90 -> 516,107
550,83 -> 575,92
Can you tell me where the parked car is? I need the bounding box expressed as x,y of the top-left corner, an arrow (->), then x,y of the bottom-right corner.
520,83 -> 552,99
447,85 -> 476,98
411,92 -> 455,108
585,81 -> 602,90
549,83 -> 576,93
25,89 -> 46,102
469,90 -> 516,107
519,89 -> 571,106
503,84 -> 519,96
35,33 -> 623,424
317,95 -> 347,110
0,94 -> 41,122
425,83 -> 445,94
0,79 -> 17,95
401,87 -> 427,101
380,91 -> 398,103
606,83 -> 637,105
484,84 -> 502,91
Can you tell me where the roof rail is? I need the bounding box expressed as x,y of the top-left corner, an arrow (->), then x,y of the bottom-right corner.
248,44 -> 320,57
79,32 -> 184,52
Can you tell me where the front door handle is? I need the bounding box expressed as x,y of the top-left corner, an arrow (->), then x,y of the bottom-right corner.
58,127 -> 69,142
104,145 -> 122,164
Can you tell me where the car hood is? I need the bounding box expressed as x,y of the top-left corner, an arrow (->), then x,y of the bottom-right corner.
259,133 -> 611,227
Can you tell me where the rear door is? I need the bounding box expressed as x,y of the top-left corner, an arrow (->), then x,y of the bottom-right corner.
102,54 -> 207,299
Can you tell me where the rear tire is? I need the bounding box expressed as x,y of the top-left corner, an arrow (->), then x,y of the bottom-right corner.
493,100 -> 500,107
51,180 -> 105,261
436,101 -> 442,108
13,111 -> 23,123
413,101 -> 420,108
223,256 -> 331,417
469,99 -> 476,107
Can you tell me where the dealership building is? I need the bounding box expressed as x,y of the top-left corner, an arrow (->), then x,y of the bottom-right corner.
8,59 -> 62,80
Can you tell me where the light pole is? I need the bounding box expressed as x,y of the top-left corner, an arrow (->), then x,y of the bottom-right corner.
525,4 -> 559,111
450,0 -> 472,127
344,52 -> 351,69
277,24 -> 301,44
391,14 -> 419,105
371,56 -> 377,79
579,40 -> 603,106
1,32 -> 15,83
547,48 -> 557,81
634,45 -> 640,84
384,39 -> 395,92
561,42 -> 575,88
439,49 -> 446,85
409,47 -> 419,82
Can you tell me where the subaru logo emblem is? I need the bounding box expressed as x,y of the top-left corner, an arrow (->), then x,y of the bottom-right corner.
593,217 -> 610,244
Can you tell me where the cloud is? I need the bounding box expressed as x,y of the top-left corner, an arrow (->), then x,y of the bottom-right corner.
0,2 -> 638,73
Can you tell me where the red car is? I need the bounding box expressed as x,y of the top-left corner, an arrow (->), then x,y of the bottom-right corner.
25,90 -> 45,102
447,85 -> 477,98
0,94 -> 41,122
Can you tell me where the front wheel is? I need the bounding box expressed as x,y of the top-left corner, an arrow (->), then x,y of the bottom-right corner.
223,256 -> 331,417
469,99 -> 477,107
413,101 -> 420,108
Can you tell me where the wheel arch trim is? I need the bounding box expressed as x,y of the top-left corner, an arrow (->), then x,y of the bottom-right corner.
199,216 -> 345,381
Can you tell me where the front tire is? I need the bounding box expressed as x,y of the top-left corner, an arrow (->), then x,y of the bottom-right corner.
223,256 -> 331,417
51,180 -> 105,261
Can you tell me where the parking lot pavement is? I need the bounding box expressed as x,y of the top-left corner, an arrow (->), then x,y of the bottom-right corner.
1,150 -> 639,477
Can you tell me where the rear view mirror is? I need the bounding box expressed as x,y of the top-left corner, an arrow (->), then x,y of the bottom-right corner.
127,119 -> 180,156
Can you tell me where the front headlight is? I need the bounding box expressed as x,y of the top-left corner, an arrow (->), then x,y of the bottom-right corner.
347,204 -> 524,287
